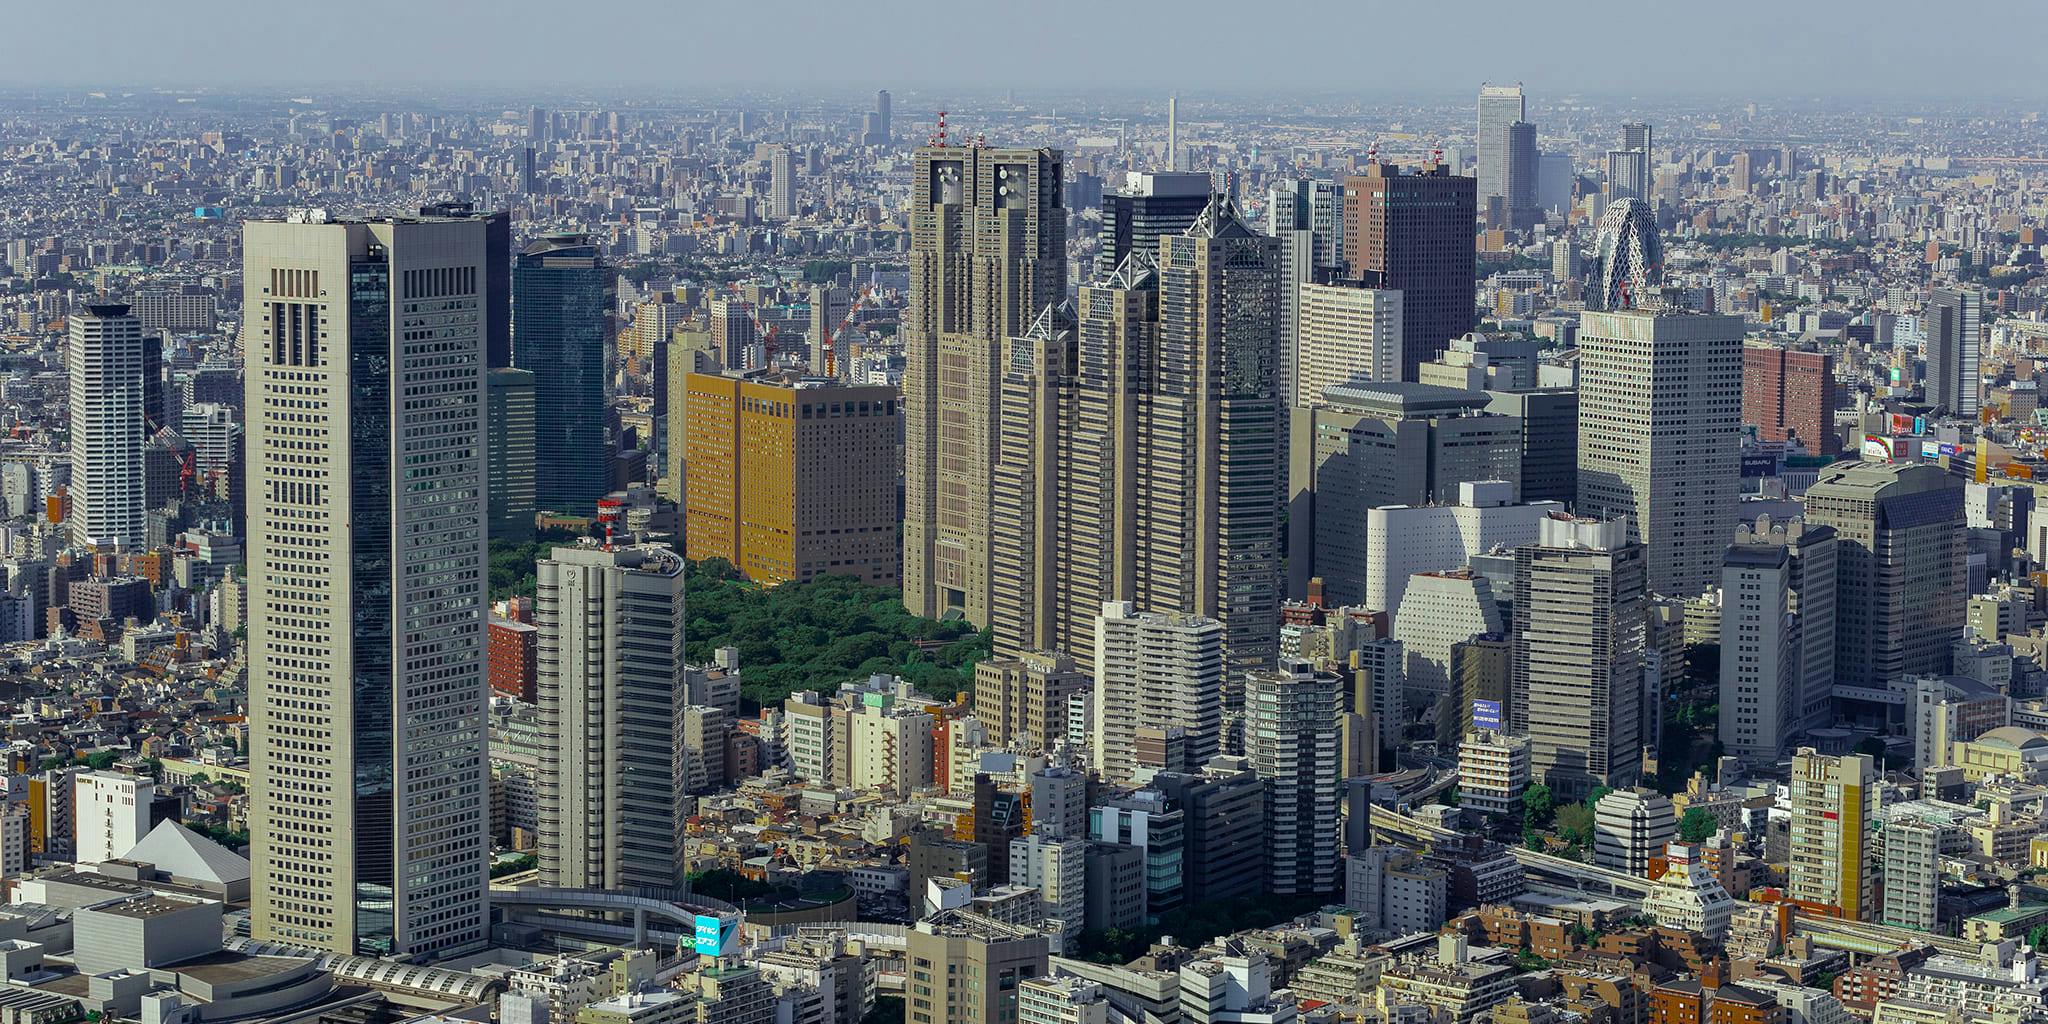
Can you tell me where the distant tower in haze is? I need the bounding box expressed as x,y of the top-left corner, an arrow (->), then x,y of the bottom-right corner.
876,89 -> 891,142
1502,120 -> 1538,229
769,145 -> 796,221
1924,287 -> 1982,418
1476,83 -> 1525,209
1607,123 -> 1654,202
1166,95 -> 1180,170
1590,198 -> 1663,310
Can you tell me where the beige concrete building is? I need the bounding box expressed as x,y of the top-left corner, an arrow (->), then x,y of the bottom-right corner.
1511,515 -> 1649,799
1093,602 -> 1224,782
1297,282 -> 1402,405
535,544 -> 688,897
1287,382 -> 1522,602
1576,308 -> 1742,598
244,212 -> 491,956
972,651 -> 1089,752
903,146 -> 1066,629
906,910 -> 1049,1024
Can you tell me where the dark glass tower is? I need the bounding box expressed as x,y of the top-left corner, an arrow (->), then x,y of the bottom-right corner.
513,234 -> 615,514
1097,170 -> 1213,274
1343,161 -> 1479,378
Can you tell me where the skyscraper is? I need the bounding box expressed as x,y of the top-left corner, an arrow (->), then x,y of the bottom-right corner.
987,195 -> 1279,686
1485,388 -> 1579,505
1511,515 -> 1647,798
1605,149 -> 1650,203
1166,94 -> 1179,170
1588,198 -> 1663,310
903,145 -> 1065,628
1742,343 -> 1841,455
1343,161 -> 1478,376
67,302 -> 149,549
535,544 -> 687,897
1717,543 -> 1798,763
1576,308 -> 1742,598
244,212 -> 490,957
486,368 -> 537,543
513,234 -> 615,515
1730,516 -> 1838,734
1802,462 -> 1965,694
768,145 -> 796,221
1246,659 -> 1343,897
709,296 -> 759,371
1287,383 -> 1522,602
1787,748 -> 1877,920
1152,197 -> 1282,682
1476,83 -> 1526,209
1096,171 -> 1211,274
1925,287 -> 1982,418
875,89 -> 891,144
1296,282 -> 1403,404
417,201 -> 511,369
1500,120 -> 1539,229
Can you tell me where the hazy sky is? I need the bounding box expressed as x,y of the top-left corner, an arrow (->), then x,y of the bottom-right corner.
3,0 -> 2043,100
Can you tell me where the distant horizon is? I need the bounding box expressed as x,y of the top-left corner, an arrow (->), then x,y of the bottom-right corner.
2,0 -> 2043,102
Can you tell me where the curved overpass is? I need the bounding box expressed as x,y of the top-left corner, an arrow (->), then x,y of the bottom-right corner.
491,886 -> 739,947
1368,804 -> 1657,898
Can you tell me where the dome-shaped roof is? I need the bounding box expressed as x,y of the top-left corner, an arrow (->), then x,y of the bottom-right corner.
1975,726 -> 2048,751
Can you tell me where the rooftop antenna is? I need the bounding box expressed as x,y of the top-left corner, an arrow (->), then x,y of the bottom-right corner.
929,111 -> 949,148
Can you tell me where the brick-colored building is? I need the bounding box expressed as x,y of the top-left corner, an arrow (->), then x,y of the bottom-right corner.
487,617 -> 537,702
1742,344 -> 1839,455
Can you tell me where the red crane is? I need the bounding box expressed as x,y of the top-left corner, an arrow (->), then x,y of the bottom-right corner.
723,281 -> 781,369
819,285 -> 876,378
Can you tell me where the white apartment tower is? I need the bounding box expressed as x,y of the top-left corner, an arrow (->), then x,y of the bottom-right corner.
244,213 -> 491,957
535,543 -> 689,897
68,302 -> 151,549
1576,309 -> 1742,597
1093,602 -> 1224,783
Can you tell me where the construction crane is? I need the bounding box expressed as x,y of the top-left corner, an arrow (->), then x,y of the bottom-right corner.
723,281 -> 782,369
819,285 -> 876,378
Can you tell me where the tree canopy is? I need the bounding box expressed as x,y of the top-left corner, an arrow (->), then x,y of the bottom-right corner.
684,559 -> 988,709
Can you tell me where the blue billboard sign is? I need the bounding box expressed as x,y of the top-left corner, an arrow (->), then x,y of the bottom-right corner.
1471,699 -> 1503,730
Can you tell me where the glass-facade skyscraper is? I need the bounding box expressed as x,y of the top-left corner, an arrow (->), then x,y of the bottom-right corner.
243,212 -> 491,958
513,234 -> 615,515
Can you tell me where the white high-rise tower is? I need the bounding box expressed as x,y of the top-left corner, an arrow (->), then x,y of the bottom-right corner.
244,211 -> 491,957
67,302 -> 150,549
